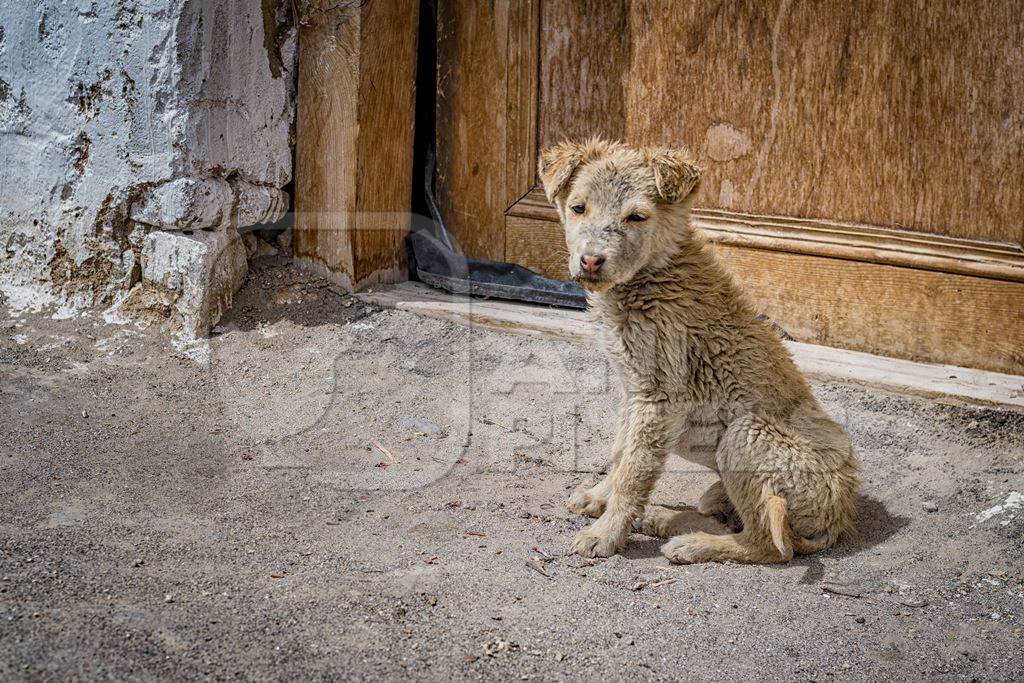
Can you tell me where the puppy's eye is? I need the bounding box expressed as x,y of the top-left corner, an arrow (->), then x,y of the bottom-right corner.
570,204 -> 585,215
626,213 -> 648,222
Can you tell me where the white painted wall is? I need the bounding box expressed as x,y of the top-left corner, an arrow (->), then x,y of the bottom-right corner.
0,0 -> 296,335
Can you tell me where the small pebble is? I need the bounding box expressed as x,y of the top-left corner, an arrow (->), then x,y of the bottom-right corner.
855,616 -> 866,624
164,594 -> 174,604
921,500 -> 939,513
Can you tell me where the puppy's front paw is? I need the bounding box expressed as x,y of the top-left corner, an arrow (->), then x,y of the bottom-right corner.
567,484 -> 607,518
571,524 -> 626,558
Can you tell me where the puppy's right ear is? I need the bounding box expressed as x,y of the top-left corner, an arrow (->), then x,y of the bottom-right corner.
538,141 -> 584,202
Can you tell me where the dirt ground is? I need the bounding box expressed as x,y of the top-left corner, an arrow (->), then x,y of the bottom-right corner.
2,253 -> 1023,681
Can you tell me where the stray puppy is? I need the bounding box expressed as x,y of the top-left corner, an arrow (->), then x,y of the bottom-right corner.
539,139 -> 860,564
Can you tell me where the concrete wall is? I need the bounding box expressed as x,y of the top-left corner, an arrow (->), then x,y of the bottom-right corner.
0,0 -> 296,337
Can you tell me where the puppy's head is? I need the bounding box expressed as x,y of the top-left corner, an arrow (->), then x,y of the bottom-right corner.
538,138 -> 700,291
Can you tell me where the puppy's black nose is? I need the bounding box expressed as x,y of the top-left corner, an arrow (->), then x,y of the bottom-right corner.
580,253 -> 606,275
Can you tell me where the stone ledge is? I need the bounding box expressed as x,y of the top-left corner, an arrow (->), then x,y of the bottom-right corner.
129,177 -> 289,232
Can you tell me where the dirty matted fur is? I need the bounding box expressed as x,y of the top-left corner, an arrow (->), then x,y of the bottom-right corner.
538,138 -> 860,564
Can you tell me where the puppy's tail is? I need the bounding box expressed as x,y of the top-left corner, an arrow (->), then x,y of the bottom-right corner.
763,492 -> 793,561
762,485 -> 835,560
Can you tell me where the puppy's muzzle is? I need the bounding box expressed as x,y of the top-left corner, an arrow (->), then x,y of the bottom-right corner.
579,253 -> 606,275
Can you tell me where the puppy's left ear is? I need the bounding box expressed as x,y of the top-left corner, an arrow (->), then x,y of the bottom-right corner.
538,140 -> 584,202
646,148 -> 701,203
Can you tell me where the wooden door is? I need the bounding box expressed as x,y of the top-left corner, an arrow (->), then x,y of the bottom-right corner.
437,0 -> 1024,375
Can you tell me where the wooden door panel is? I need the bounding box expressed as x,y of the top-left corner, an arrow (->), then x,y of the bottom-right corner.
437,0 -> 1024,374
624,0 -> 1024,242
538,0 -> 631,148
528,0 -> 1024,243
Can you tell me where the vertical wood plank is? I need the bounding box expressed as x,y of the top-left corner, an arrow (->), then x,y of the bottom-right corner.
294,0 -> 419,290
436,1 -> 509,261
352,0 -> 419,285
294,2 -> 360,286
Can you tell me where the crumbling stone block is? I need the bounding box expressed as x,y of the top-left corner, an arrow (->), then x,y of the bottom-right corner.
0,0 -> 296,335
233,181 -> 290,227
141,229 -> 248,339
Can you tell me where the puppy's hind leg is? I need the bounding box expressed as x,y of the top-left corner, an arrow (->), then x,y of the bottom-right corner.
661,416 -> 803,565
662,530 -> 786,565
697,480 -> 730,516
634,505 -> 730,538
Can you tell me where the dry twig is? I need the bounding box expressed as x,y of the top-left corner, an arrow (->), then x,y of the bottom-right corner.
371,439 -> 399,467
821,583 -> 864,598
526,558 -> 551,578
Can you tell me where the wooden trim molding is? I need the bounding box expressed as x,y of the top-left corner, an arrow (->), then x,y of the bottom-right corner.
507,187 -> 1024,283
505,0 -> 541,210
504,213 -> 1024,374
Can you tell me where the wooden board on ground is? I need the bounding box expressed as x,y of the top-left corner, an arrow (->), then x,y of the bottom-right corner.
359,282 -> 1024,409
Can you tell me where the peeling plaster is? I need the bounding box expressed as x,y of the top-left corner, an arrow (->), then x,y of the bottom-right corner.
0,0 -> 297,337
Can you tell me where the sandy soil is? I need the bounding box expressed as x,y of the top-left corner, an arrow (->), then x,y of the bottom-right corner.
2,253 -> 1023,681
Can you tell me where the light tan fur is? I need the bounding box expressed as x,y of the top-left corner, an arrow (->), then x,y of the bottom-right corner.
539,138 -> 860,564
